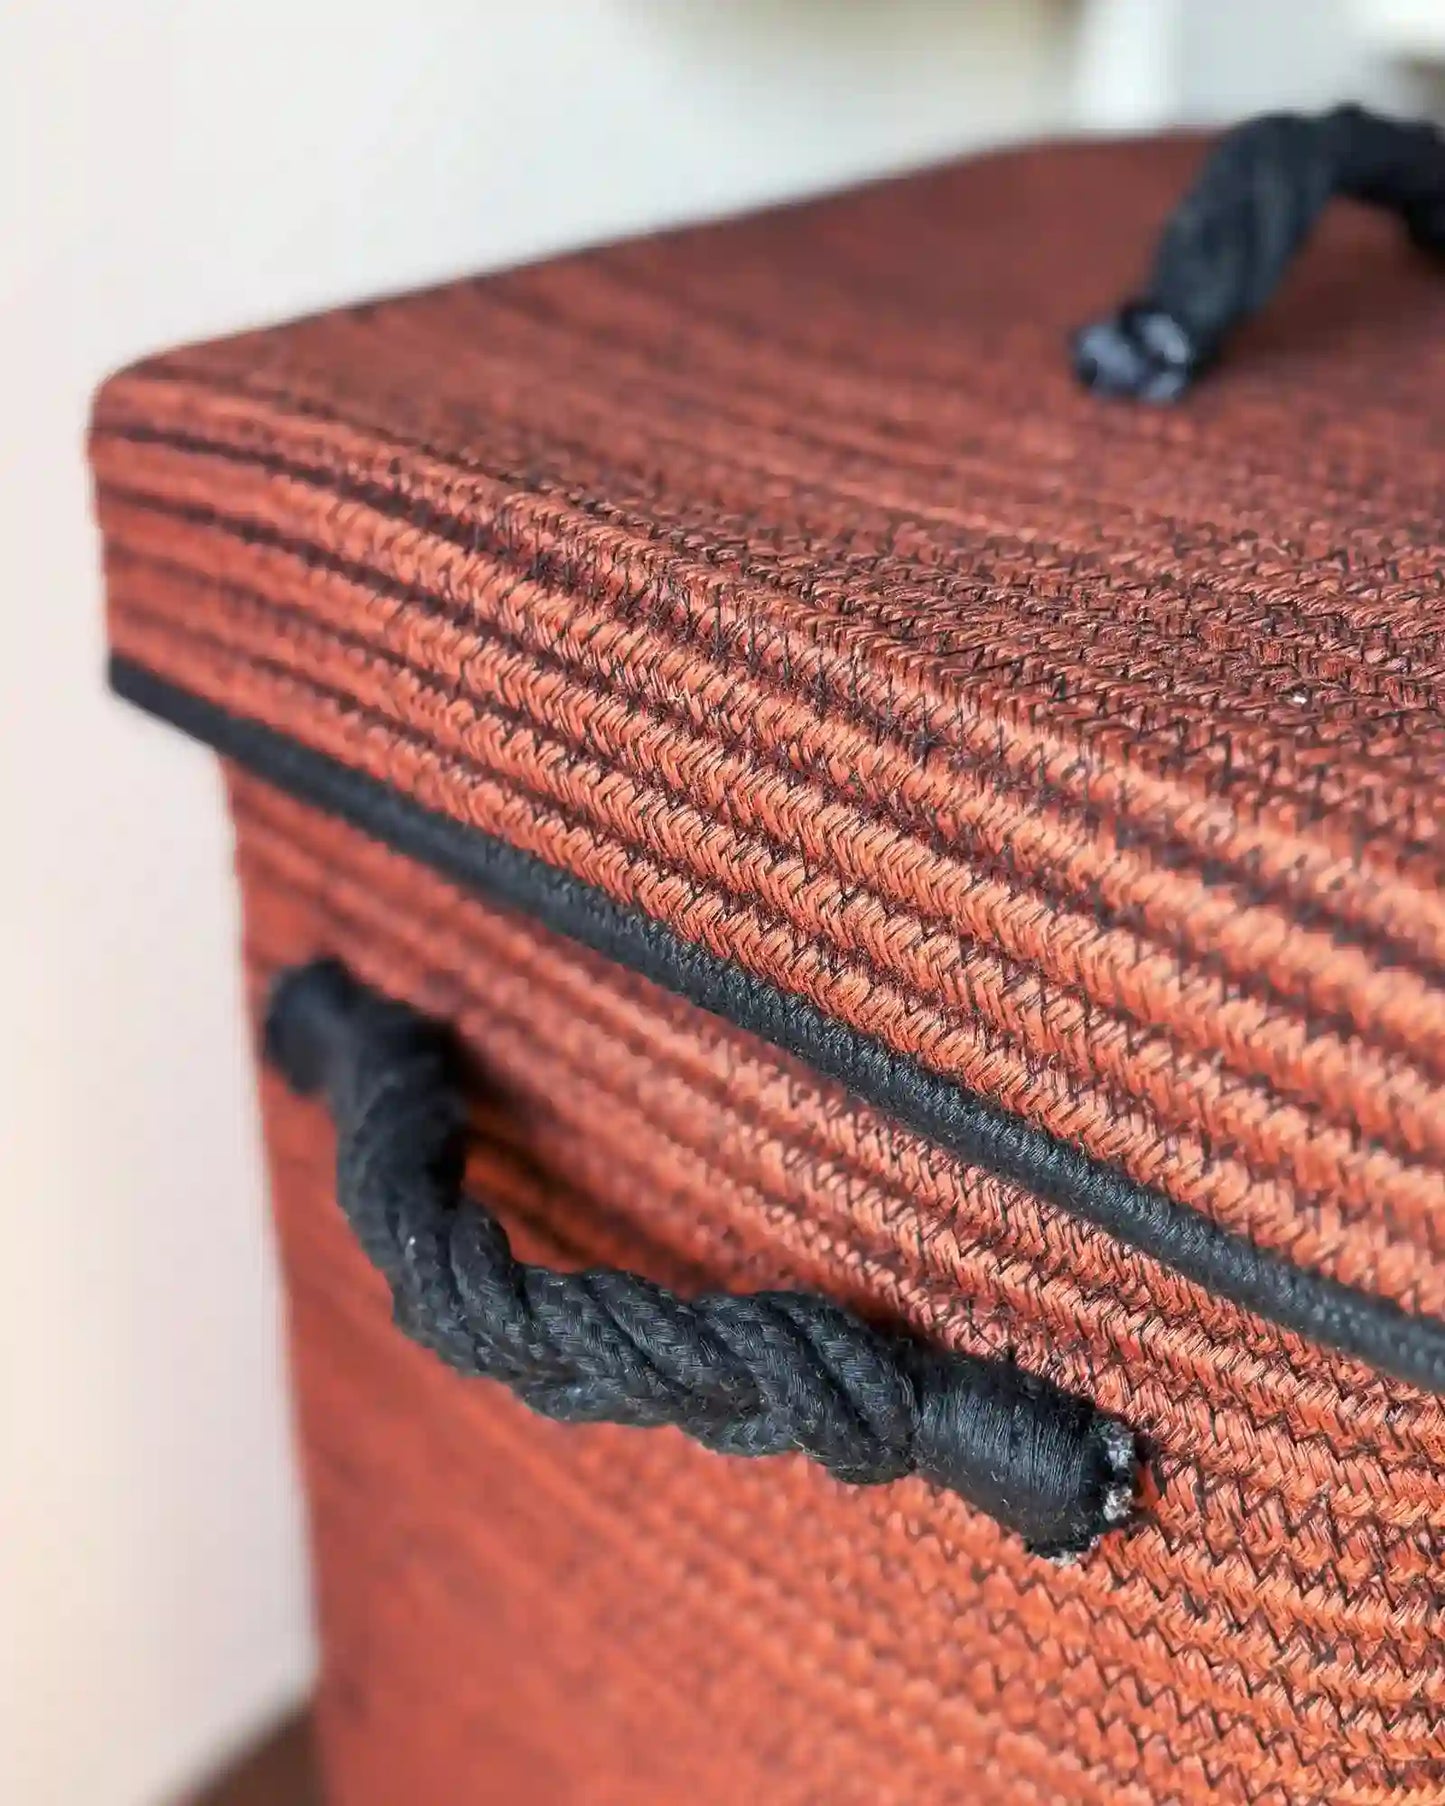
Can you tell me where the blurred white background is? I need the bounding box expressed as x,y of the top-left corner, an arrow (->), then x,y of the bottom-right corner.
1,3 -> 1437,1801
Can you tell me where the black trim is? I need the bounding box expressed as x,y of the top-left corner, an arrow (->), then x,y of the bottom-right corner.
111,654 -> 1445,1396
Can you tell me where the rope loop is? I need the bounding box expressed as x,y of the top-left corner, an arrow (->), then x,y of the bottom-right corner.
266,958 -> 1139,1559
1074,105 -> 1445,400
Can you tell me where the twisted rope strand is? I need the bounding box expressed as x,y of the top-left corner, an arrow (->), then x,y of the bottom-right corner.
265,957 -> 1138,1559
1074,104 -> 1445,400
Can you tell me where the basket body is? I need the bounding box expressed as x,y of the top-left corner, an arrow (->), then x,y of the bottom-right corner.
229,773 -> 1438,1806
93,133 -> 1445,1805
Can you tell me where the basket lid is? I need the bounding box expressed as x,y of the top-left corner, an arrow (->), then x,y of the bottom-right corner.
92,129 -> 1445,1392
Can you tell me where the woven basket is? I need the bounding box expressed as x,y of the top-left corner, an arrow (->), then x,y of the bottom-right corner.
93,129 -> 1445,1805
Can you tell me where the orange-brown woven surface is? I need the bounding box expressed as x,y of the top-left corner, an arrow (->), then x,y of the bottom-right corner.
90,130 -> 1445,1803
92,135 -> 1445,1316
235,772 -> 1442,1805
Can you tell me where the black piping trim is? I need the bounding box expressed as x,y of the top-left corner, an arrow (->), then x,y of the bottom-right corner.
110,653 -> 1445,1396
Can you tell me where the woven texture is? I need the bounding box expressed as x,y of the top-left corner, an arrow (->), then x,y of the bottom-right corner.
91,135 -> 1445,1320
235,773 -> 1443,1806
90,130 -> 1445,1802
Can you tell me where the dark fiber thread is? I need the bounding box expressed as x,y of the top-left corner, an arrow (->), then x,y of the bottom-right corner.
1074,104 -> 1445,400
265,957 -> 1137,1558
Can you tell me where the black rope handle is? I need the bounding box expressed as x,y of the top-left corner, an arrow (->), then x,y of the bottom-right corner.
1074,104 -> 1445,401
265,958 -> 1139,1559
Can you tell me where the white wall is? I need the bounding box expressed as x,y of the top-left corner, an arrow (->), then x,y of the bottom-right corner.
1,3 -> 1427,1802
1174,0 -> 1427,116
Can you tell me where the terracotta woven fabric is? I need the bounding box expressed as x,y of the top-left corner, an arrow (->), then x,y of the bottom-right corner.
92,131 -> 1445,1802
234,775 -> 1440,1805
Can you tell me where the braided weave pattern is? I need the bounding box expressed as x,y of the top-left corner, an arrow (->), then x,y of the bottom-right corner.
91,127 -> 1445,1803
266,956 -> 1136,1557
235,780 -> 1445,1805
91,144 -> 1445,1353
